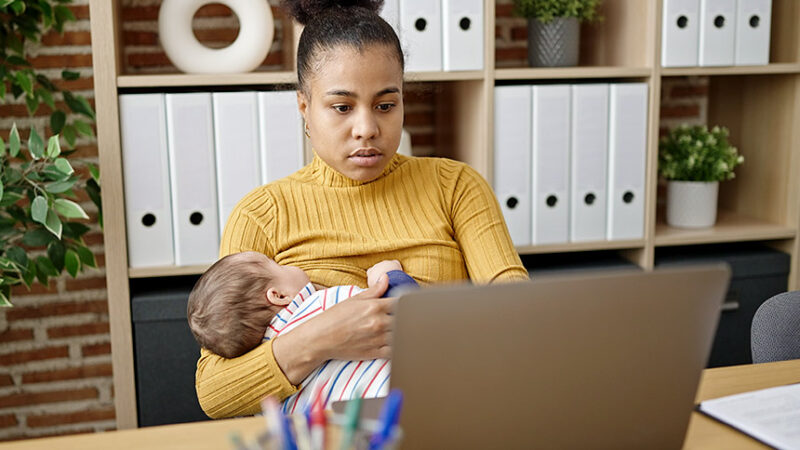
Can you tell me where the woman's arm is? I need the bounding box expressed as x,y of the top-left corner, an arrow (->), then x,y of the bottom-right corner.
446,162 -> 529,283
195,341 -> 297,418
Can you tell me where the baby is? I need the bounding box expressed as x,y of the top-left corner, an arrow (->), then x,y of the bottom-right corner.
187,251 -> 418,412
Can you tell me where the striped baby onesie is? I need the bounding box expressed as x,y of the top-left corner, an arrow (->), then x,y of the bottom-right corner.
264,283 -> 391,413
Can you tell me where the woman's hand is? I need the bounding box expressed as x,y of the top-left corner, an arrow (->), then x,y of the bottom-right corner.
271,275 -> 395,385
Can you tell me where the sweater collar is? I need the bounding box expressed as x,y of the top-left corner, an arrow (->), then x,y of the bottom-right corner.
308,151 -> 406,187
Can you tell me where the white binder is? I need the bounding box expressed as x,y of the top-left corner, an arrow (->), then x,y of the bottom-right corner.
699,0 -> 736,66
258,91 -> 305,184
570,84 -> 609,243
165,93 -> 220,266
212,92 -> 262,237
662,0 -> 700,67
607,83 -> 648,241
442,0 -> 484,71
531,85 -> 571,245
493,86 -> 532,247
381,0 -> 401,37
400,0 -> 442,72
734,0 -> 771,65
119,94 -> 174,268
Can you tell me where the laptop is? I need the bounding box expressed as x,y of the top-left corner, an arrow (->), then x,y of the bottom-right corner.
335,265 -> 730,449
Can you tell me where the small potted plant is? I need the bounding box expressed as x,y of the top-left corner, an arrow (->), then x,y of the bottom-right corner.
659,125 -> 744,229
512,0 -> 602,67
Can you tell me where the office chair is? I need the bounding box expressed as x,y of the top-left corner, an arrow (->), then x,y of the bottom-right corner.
751,291 -> 800,363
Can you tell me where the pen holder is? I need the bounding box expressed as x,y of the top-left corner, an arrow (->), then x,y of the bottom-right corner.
233,412 -> 403,450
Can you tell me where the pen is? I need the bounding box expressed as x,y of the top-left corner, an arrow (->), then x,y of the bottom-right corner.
261,396 -> 285,449
310,387 -> 327,450
281,412 -> 299,450
291,412 -> 313,450
338,392 -> 363,450
368,390 -> 403,450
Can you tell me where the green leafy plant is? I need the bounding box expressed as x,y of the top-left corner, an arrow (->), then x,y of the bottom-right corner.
512,0 -> 602,23
1,0 -> 96,146
659,125 -> 744,182
0,124 -> 100,306
0,0 -> 102,307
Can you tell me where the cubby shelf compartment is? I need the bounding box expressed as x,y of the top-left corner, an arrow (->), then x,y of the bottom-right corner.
654,211 -> 796,247
516,240 -> 645,255
129,265 -> 209,279
495,67 -> 651,81
660,64 -> 800,78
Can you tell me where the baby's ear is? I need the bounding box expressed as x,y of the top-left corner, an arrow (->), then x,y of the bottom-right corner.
266,287 -> 291,306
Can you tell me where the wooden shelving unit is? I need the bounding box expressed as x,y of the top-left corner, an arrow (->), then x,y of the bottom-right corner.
88,0 -> 800,429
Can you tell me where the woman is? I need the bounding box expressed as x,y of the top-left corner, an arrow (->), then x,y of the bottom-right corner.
195,0 -> 528,418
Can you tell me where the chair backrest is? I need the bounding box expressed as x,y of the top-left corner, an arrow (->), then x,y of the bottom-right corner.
751,291 -> 800,363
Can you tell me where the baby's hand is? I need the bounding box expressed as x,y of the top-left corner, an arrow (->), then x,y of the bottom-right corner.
367,260 -> 403,287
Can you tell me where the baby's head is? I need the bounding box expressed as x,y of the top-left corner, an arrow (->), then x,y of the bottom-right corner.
187,251 -> 310,358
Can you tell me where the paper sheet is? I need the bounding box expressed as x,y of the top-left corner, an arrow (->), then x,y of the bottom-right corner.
699,383 -> 800,450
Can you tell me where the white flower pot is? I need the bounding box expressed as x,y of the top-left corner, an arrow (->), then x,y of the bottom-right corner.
666,181 -> 719,228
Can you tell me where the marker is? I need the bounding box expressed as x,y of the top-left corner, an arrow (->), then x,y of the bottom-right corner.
261,396 -> 285,449
291,412 -> 313,450
338,393 -> 363,450
281,412 -> 299,450
309,387 -> 327,450
368,390 -> 403,450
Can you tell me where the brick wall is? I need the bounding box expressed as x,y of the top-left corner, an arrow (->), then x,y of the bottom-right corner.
0,0 -> 113,441
0,0 -> 707,442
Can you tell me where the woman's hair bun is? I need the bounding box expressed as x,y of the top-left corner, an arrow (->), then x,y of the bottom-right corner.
281,0 -> 384,25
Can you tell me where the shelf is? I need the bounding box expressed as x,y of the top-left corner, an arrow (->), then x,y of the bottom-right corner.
516,239 -> 645,255
129,265 -> 209,278
117,71 -> 298,88
495,66 -> 651,81
660,63 -> 800,77
654,210 -> 796,247
405,71 -> 484,82
117,70 -> 484,88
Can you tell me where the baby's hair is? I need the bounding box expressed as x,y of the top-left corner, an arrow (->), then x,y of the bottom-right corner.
280,0 -> 404,95
187,252 -> 275,359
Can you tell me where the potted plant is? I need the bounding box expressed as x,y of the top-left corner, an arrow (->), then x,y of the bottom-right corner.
0,0 -> 102,306
512,0 -> 602,67
659,125 -> 744,229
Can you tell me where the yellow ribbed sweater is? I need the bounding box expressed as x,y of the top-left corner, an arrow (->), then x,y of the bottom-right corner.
196,154 -> 527,418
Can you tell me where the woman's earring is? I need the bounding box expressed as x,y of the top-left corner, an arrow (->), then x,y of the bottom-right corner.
304,122 -> 311,139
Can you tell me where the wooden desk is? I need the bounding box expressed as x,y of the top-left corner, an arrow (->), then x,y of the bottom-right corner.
3,359 -> 799,449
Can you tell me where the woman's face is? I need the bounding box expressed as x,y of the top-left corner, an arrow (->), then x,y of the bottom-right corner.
298,44 -> 404,182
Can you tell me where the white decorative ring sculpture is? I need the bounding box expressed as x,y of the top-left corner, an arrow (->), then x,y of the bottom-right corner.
158,0 -> 274,74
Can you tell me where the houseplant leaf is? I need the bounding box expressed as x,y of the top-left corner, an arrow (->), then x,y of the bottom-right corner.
22,228 -> 57,247
47,135 -> 62,158
44,210 -> 63,239
9,124 -> 21,157
50,110 -> 66,134
64,249 -> 80,277
75,244 -> 96,268
27,128 -> 44,159
47,241 -> 66,272
54,157 -> 73,175
31,195 -> 48,224
54,198 -> 89,219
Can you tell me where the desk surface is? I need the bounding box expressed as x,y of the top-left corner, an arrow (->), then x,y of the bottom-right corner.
3,359 -> 799,449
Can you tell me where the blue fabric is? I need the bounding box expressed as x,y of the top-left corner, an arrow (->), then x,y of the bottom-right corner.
383,270 -> 419,298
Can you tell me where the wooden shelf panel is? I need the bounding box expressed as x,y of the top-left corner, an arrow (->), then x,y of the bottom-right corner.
495,66 -> 651,81
129,265 -> 209,278
654,211 -> 796,247
405,71 -> 484,82
660,63 -> 800,77
516,240 -> 645,255
118,70 -> 484,88
118,71 -> 297,88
